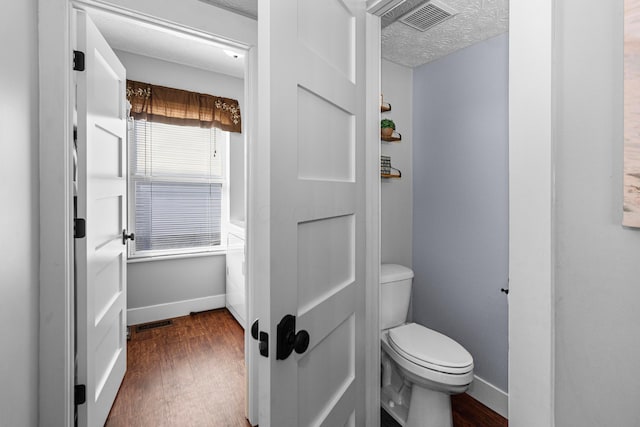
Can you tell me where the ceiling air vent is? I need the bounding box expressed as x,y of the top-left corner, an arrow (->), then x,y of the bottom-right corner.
399,0 -> 457,32
378,0 -> 428,29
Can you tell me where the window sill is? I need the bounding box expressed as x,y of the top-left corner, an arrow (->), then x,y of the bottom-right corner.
127,248 -> 227,264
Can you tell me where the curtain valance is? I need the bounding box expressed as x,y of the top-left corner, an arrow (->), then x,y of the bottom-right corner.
126,80 -> 242,133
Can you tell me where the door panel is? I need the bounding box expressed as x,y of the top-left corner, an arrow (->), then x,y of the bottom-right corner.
297,214 -> 354,311
259,0 -> 367,425
75,9 -> 128,427
297,314 -> 355,426
298,0 -> 355,81
297,88 -> 355,182
89,127 -> 123,177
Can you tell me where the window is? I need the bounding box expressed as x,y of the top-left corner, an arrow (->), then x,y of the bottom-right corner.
128,119 -> 227,258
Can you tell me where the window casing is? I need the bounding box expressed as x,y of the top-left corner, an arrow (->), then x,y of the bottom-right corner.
128,119 -> 228,258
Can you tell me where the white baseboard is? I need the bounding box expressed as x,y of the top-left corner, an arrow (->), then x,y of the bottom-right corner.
467,375 -> 509,419
225,303 -> 246,329
127,294 -> 226,326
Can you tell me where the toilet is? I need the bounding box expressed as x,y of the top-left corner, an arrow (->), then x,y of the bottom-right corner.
380,264 -> 474,427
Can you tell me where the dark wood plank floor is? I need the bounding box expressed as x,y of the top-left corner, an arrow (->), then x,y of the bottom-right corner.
107,308 -> 506,427
106,309 -> 251,427
381,392 -> 508,427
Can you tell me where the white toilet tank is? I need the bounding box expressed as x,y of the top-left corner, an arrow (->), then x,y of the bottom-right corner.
380,264 -> 414,330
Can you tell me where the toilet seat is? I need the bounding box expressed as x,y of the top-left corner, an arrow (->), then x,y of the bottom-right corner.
388,323 -> 473,375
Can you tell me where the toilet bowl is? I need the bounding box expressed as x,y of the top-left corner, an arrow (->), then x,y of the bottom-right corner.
380,264 -> 474,427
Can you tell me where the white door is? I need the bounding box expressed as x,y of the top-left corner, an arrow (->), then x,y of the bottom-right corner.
75,9 -> 128,427
257,0 -> 368,425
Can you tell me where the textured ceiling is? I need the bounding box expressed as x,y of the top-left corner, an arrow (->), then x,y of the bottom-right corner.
381,0 -> 509,67
197,0 -> 509,68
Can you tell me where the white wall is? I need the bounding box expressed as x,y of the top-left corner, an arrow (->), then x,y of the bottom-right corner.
0,0 -> 40,425
229,132 -> 246,223
380,59 -> 413,268
554,0 -> 640,425
115,50 -> 245,318
510,0 -> 640,424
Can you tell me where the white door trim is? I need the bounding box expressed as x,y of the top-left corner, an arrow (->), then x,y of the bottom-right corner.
508,0 -> 556,425
244,44 -> 259,425
364,11 -> 382,427
38,1 -> 75,424
38,1 -> 255,425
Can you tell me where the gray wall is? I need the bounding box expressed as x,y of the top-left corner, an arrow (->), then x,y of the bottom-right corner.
381,60 -> 413,268
128,256 -> 226,308
554,1 -> 640,424
115,51 -> 240,309
0,0 -> 40,424
412,33 -> 509,392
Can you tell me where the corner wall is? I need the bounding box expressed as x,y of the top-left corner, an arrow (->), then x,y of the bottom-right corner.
0,0 -> 40,424
554,1 -> 640,424
412,34 -> 509,397
381,59 -> 413,268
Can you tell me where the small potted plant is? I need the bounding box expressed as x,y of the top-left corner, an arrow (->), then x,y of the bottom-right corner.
381,118 -> 395,138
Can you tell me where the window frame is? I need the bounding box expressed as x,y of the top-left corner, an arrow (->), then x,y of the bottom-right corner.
126,118 -> 229,260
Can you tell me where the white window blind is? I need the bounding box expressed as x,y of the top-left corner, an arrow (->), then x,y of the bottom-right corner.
129,119 -> 225,257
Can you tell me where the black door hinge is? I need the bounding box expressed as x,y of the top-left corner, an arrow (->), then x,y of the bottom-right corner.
75,384 -> 86,405
74,218 -> 86,239
73,50 -> 85,71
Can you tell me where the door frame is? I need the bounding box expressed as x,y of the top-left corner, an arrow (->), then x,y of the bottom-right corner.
38,0 -> 258,425
38,0 -> 559,425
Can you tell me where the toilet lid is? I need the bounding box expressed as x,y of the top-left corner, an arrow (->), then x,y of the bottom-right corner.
388,323 -> 473,372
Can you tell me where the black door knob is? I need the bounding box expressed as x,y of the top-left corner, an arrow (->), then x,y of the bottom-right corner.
122,229 -> 135,245
259,340 -> 268,356
251,319 -> 259,340
276,314 -> 311,359
294,330 -> 309,354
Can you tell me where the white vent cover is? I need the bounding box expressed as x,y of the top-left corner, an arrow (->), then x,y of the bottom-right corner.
378,0 -> 428,29
399,0 -> 457,32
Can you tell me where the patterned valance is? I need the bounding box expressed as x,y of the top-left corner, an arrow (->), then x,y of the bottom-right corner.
126,80 -> 242,133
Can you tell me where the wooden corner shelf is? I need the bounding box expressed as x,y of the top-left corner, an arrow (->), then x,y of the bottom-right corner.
381,154 -> 401,179
381,134 -> 402,142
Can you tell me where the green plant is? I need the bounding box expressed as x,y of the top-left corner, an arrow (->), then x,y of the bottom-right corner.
381,118 -> 395,130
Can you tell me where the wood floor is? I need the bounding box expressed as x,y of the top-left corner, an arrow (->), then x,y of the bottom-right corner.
105,309 -> 251,427
106,308 -> 507,427
381,392 -> 508,427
